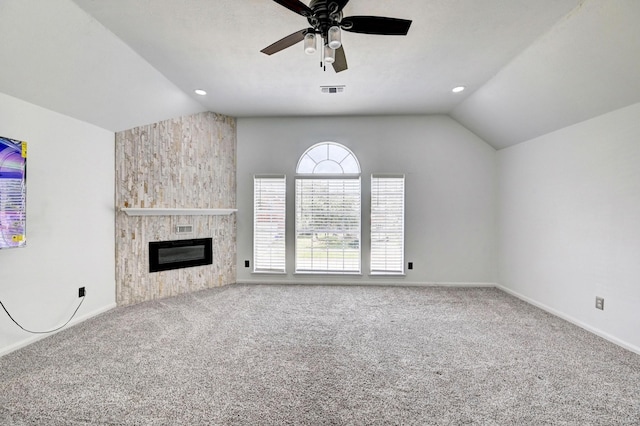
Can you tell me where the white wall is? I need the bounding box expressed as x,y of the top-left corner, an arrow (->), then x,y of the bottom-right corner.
0,92 -> 116,356
237,115 -> 497,285
498,102 -> 640,353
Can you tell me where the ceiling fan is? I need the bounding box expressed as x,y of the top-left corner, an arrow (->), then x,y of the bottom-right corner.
261,0 -> 412,73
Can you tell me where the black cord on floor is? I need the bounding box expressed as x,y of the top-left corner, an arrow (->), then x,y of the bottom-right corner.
0,296 -> 85,334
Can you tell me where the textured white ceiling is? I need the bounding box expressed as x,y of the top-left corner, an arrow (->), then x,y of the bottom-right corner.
0,0 -> 206,132
451,0 -> 640,148
1,0 -> 639,148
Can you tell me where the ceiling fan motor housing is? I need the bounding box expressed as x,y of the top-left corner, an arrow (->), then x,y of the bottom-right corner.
307,0 -> 343,37
262,0 -> 412,72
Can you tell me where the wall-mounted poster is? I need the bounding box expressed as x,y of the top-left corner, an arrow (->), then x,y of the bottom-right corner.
0,136 -> 27,249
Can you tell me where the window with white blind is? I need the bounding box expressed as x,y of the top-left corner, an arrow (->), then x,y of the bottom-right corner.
253,175 -> 286,273
295,142 -> 361,274
371,175 -> 405,274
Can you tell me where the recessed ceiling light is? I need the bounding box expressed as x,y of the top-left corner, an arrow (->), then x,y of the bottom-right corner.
194,89 -> 207,96
452,86 -> 465,93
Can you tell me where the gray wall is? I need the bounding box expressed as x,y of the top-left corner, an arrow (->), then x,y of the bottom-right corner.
498,101 -> 640,353
0,92 -> 115,356
237,115 -> 497,285
115,112 -> 237,305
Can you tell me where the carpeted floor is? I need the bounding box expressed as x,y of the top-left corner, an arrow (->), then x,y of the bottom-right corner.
0,284 -> 639,425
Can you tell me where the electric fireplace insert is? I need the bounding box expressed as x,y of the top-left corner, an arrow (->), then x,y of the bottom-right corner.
149,238 -> 213,272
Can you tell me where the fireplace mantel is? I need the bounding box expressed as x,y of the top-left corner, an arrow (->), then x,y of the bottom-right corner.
121,208 -> 237,216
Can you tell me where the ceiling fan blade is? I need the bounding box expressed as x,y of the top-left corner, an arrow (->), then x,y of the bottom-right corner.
271,0 -> 313,17
261,28 -> 311,55
328,0 -> 350,13
341,16 -> 412,36
332,46 -> 348,73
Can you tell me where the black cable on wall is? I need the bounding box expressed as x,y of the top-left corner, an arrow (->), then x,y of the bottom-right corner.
0,295 -> 85,334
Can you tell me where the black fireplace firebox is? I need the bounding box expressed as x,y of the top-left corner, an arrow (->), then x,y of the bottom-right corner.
149,238 -> 213,273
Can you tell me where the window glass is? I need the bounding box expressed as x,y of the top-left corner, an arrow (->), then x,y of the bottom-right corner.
297,142 -> 360,174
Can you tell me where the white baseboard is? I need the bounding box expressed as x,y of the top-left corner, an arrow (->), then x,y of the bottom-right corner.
0,302 -> 117,358
8,284 -> 636,359
235,279 -> 497,288
496,285 -> 640,356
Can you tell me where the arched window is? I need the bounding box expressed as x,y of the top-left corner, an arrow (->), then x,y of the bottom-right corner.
296,142 -> 360,175
295,142 -> 361,273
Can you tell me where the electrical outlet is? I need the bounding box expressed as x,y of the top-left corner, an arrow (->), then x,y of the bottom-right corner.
595,296 -> 604,310
78,287 -> 85,298
408,262 -> 413,270
244,260 -> 250,268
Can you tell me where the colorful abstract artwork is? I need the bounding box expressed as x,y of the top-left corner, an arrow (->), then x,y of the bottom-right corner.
0,136 -> 27,249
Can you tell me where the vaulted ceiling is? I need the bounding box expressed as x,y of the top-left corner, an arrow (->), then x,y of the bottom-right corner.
1,0 -> 639,149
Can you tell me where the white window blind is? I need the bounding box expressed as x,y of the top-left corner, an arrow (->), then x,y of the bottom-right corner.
371,175 -> 405,274
295,178 -> 361,273
253,176 -> 286,273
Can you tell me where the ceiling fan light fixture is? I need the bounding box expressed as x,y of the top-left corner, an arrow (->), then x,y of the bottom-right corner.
324,44 -> 335,63
261,1 -> 413,73
328,26 -> 342,50
304,33 -> 317,55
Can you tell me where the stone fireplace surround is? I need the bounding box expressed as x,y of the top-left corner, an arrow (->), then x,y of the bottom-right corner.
115,112 -> 237,306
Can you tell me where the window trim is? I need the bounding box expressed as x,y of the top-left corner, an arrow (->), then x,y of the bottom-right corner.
294,142 -> 362,275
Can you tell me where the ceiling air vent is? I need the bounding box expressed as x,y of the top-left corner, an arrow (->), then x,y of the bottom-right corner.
175,224 -> 194,234
321,85 -> 345,94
